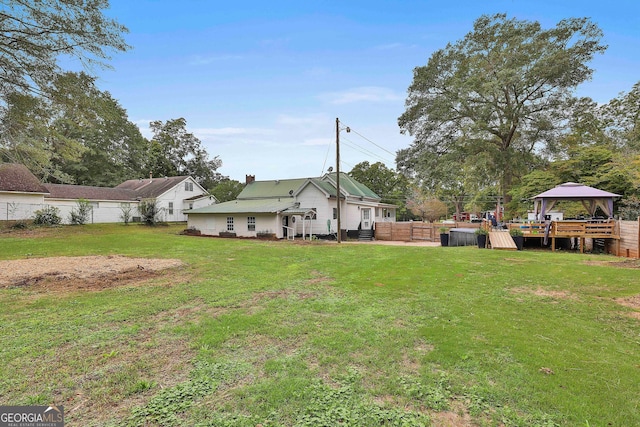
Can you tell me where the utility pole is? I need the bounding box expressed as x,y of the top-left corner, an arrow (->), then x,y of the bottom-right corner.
336,117 -> 341,243
335,118 -> 350,243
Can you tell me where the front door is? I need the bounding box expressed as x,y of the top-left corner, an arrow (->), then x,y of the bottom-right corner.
361,208 -> 372,230
282,215 -> 289,238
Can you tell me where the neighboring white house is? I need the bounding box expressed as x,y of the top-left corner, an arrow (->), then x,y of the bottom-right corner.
0,163 -> 215,223
186,173 -> 396,239
115,176 -> 213,222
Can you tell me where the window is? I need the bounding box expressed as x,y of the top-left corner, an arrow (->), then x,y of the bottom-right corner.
168,202 -> 174,215
185,181 -> 193,191
227,217 -> 234,231
247,216 -> 256,231
333,208 -> 337,220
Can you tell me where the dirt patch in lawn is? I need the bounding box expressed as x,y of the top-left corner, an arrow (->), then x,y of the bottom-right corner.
510,286 -> 578,300
0,255 -> 184,291
614,294 -> 640,321
615,295 -> 640,310
584,259 -> 640,269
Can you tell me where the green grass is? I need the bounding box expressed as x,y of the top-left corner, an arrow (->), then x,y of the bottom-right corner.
1,224 -> 639,426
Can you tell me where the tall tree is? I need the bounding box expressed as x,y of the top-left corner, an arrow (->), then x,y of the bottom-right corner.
209,179 -> 244,203
349,161 -> 411,220
0,90 -> 85,182
348,161 -> 409,204
0,0 -> 129,98
147,118 -> 222,188
398,14 -> 606,205
0,72 -> 146,185
48,73 -> 147,186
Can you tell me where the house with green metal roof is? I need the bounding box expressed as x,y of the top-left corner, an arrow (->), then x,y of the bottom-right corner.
186,173 -> 396,239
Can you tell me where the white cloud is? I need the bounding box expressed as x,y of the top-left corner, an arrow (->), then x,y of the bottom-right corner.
319,86 -> 403,105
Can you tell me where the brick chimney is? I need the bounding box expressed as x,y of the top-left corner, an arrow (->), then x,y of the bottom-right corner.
245,174 -> 255,185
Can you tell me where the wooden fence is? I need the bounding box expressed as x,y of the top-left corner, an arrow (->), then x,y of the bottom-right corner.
375,222 -> 480,242
376,219 -> 640,259
610,219 -> 640,258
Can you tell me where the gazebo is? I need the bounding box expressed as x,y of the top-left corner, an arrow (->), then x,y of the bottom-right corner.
532,182 -> 621,220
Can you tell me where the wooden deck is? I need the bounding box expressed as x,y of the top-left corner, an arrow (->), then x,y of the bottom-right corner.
489,231 -> 517,250
507,220 -> 620,253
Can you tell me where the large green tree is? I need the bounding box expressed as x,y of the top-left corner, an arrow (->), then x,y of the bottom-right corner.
0,89 -> 78,182
147,118 -> 222,188
398,14 -> 606,205
209,179 -> 244,203
49,73 -> 147,186
0,0 -> 129,98
0,72 -> 146,185
348,161 -> 411,220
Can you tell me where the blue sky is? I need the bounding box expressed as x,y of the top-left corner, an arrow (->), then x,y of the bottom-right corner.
94,0 -> 640,182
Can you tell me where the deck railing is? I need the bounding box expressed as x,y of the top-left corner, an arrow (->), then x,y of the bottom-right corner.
508,220 -> 618,239
551,220 -> 618,238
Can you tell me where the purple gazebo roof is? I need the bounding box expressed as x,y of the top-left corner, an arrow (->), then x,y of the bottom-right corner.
533,182 -> 621,200
533,182 -> 621,219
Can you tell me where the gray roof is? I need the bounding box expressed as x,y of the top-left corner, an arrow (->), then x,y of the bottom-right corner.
43,184 -> 137,201
0,163 -> 49,194
116,176 -> 190,198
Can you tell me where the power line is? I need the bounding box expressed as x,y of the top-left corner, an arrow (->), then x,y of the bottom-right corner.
341,137 -> 394,164
346,126 -> 397,157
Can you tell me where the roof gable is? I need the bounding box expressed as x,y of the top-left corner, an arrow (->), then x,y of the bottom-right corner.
322,172 -> 380,199
0,163 -> 49,194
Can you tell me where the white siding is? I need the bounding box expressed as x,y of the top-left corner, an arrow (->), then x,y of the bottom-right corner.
45,199 -> 131,224
0,193 -> 46,221
295,185 -> 335,234
188,213 -> 280,238
157,177 -> 208,222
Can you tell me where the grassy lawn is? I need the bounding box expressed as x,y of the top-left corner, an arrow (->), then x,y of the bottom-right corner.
1,224 -> 639,426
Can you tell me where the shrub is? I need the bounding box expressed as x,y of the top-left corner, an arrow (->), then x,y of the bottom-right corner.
509,228 -> 524,237
33,206 -> 61,226
120,203 -> 133,225
475,228 -> 489,235
138,199 -> 162,225
10,221 -> 29,230
69,199 -> 92,225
